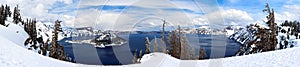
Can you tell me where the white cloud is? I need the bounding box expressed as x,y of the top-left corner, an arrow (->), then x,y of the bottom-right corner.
74,8 -> 100,28
78,0 -> 138,6
200,9 -> 253,26
222,9 -> 254,25
0,0 -> 73,22
275,4 -> 300,23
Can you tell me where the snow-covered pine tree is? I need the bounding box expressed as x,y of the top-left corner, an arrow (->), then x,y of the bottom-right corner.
0,4 -> 11,26
138,50 -> 143,62
24,19 -> 38,50
145,37 -> 151,54
132,49 -> 138,64
153,36 -> 158,52
168,27 -> 180,59
13,5 -> 22,24
180,32 -> 191,60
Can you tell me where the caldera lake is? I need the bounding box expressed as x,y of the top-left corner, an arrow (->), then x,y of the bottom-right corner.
59,33 -> 241,65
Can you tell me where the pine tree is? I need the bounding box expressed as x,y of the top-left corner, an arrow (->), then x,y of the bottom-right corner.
262,3 -> 277,51
161,19 -> 166,41
0,4 -> 11,26
168,29 -> 179,59
180,33 -> 190,60
132,49 -> 138,64
168,25 -> 193,59
145,37 -> 151,54
153,36 -> 158,52
138,50 -> 143,62
24,19 -> 38,50
159,19 -> 167,53
13,5 -> 22,24
198,48 -> 206,60
42,39 -> 50,56
190,48 -> 196,60
0,5 -> 4,26
49,20 -> 69,61
160,39 -> 167,53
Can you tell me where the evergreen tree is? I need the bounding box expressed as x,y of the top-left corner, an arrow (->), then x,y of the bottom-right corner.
42,39 -> 50,56
180,32 -> 190,60
160,20 -> 167,53
168,25 -> 192,60
0,4 -> 11,26
13,5 -> 22,24
153,36 -> 158,52
198,48 -> 206,60
138,50 -> 143,62
190,48 -> 196,60
132,49 -> 138,64
24,19 -> 38,50
49,20 -> 69,61
168,28 -> 180,59
145,37 -> 151,54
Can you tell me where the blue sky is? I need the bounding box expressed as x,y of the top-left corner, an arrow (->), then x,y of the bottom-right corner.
1,0 -> 300,31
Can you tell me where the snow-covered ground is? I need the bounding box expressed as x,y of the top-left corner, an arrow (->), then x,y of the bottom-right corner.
139,48 -> 300,67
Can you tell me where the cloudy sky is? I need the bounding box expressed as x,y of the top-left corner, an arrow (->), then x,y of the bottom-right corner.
0,0 -> 299,31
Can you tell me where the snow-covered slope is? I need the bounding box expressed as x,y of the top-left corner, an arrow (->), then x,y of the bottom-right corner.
139,48 -> 300,67
0,36 -> 77,67
0,23 -> 28,47
229,24 -> 257,45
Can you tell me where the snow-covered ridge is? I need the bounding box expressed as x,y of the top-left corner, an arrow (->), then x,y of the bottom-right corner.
229,25 -> 257,44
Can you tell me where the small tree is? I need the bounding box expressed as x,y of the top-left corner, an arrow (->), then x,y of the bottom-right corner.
24,19 -> 38,50
160,19 -> 167,53
13,5 -> 22,24
138,50 -> 143,62
0,4 -> 11,26
145,37 -> 151,54
168,30 -> 180,58
42,39 -> 50,56
153,36 -> 158,52
132,49 -> 138,64
199,48 -> 206,60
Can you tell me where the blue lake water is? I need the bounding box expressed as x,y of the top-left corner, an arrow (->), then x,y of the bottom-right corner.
59,34 -> 241,65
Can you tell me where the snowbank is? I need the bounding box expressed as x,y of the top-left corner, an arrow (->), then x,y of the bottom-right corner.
139,48 -> 300,67
0,24 -> 28,46
0,36 -> 77,67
